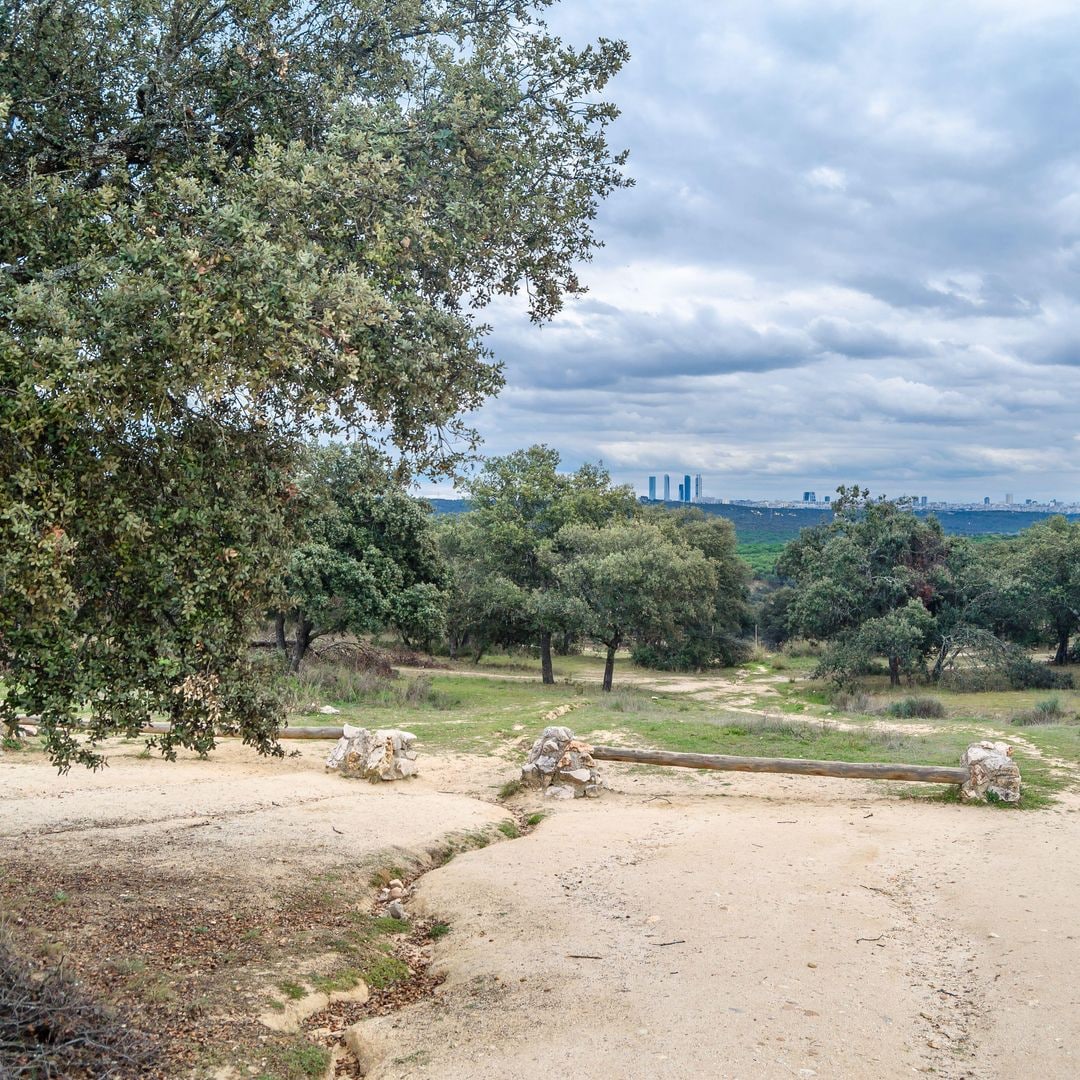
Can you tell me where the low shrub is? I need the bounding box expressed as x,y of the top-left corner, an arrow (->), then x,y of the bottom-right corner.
1003,656 -> 1074,691
285,665 -> 459,711
884,696 -> 946,720
938,668 -> 1011,693
781,639 -> 823,658
831,690 -> 874,714
1012,697 -> 1071,726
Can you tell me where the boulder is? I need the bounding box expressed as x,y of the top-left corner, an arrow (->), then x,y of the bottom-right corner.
960,741 -> 1021,804
521,726 -> 601,798
326,724 -> 418,781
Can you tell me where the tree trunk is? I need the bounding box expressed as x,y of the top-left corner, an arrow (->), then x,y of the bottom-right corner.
274,612 -> 288,663
290,618 -> 313,673
1054,628 -> 1070,665
540,630 -> 554,685
602,635 -> 620,692
888,655 -> 900,687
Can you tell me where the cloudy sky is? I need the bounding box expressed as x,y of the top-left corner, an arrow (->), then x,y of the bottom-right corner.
444,0 -> 1080,502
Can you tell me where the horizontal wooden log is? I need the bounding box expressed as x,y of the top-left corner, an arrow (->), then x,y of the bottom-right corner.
136,723 -> 346,740
14,721 -> 347,741
590,745 -> 968,785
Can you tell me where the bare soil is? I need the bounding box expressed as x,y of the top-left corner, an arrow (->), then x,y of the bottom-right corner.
2,743 -> 1079,1079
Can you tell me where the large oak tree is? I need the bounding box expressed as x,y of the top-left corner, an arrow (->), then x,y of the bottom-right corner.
0,0 -> 630,766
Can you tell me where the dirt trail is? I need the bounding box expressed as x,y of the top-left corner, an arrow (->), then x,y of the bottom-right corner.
366,766 -> 1080,1080
0,742 -> 514,882
4,743 -> 1078,1079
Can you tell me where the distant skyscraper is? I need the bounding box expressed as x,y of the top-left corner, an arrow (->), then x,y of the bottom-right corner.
803,491 -> 817,503
648,476 -> 657,501
694,474 -> 702,501
663,474 -> 671,501
683,474 -> 691,504
1005,493 -> 1014,505
920,496 -> 928,507
677,482 -> 684,502
984,496 -> 991,505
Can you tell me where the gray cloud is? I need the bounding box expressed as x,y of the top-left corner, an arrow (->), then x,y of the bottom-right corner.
428,1 -> 1080,503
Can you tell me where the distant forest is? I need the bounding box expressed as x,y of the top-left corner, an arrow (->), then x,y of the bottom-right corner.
428,498 -> 1080,577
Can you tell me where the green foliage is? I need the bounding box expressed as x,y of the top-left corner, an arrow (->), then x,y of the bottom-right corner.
884,696 -> 946,719
779,488 -> 955,687
557,520 -> 719,689
441,446 -> 637,672
2,1 -> 629,767
361,955 -> 410,989
632,507 -> 751,670
278,444 -> 449,667
737,540 -> 787,576
277,981 -> 306,1002
1000,517 -> 1080,664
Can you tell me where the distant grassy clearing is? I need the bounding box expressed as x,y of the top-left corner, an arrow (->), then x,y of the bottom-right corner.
285,661 -> 1073,808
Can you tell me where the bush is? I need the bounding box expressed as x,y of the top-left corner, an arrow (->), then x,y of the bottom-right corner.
884,696 -> 946,720
631,635 -> 751,672
285,664 -> 459,711
1012,697 -> 1071,726
938,668 -> 1011,693
1003,655 -> 1074,691
831,690 -> 874,714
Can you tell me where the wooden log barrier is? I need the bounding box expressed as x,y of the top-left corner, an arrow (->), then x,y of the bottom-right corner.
590,745 -> 969,786
13,720 -> 347,741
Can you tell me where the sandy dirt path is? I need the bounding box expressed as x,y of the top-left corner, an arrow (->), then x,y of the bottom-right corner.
0,741 -> 514,883
365,766 -> 1080,1080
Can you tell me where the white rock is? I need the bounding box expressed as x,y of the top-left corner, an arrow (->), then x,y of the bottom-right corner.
960,741 -> 1021,804
521,726 -> 602,797
319,705 -> 341,715
544,784 -> 576,800
325,727 -> 419,781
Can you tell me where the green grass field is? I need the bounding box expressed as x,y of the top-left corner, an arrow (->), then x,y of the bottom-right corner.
281,650 -> 1078,810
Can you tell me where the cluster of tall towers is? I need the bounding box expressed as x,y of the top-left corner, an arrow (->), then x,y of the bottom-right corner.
647,473 -> 702,503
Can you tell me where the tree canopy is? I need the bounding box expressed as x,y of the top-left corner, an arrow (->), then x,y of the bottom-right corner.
557,521 -> 717,691
449,445 -> 637,680
777,487 -> 955,686
276,445 -> 449,670
0,0 -> 630,767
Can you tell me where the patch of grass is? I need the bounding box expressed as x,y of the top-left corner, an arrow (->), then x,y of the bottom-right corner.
277,980 -> 306,1001
371,917 -> 410,935
361,954 -> 410,989
496,820 -> 521,839
109,956 -> 147,976
525,811 -> 545,827
266,1040 -> 331,1080
368,866 -> 408,888
309,968 -> 362,994
497,779 -> 524,800
884,696 -> 946,719
139,976 -> 178,1005
428,921 -> 451,940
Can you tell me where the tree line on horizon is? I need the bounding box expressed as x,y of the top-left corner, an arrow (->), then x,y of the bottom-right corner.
276,449 -> 1080,696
